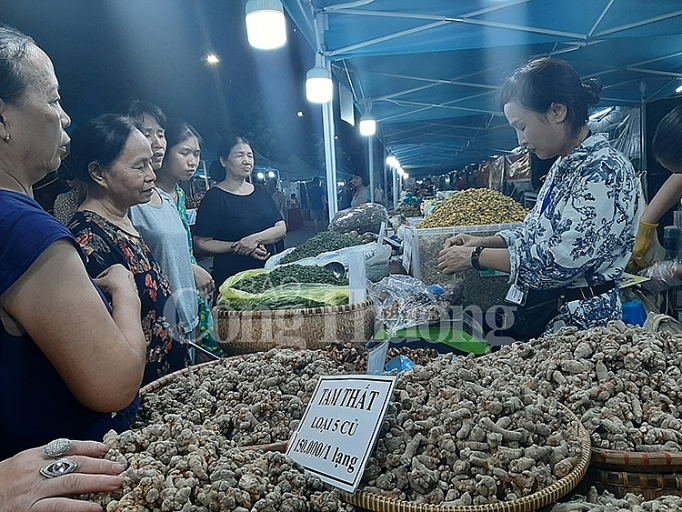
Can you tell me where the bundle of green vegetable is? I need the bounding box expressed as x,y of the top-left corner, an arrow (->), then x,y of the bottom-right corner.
217,265 -> 350,310
280,231 -> 362,264
233,264 -> 348,294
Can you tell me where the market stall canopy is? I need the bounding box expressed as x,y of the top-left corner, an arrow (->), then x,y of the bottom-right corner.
281,0 -> 682,177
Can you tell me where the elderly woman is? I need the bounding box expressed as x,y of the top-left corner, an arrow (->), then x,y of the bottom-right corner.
0,25 -> 145,509
194,137 -> 286,288
437,57 -> 643,342
68,114 -> 190,384
130,118 -> 221,356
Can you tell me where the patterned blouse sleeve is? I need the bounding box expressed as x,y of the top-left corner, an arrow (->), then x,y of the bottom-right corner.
70,217 -> 121,278
507,152 -> 637,289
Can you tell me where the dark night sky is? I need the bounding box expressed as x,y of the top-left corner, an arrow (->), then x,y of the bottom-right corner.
0,0 -> 368,173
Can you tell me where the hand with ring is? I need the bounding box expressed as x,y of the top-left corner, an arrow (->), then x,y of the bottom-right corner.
0,439 -> 125,512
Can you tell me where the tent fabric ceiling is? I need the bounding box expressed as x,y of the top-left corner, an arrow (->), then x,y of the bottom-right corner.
281,0 -> 682,176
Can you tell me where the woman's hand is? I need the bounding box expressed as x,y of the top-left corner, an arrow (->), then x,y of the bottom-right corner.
235,234 -> 262,254
191,264 -> 215,299
0,440 -> 124,512
93,264 -> 139,301
437,245 -> 474,274
252,244 -> 271,261
443,234 -> 482,249
233,238 -> 270,260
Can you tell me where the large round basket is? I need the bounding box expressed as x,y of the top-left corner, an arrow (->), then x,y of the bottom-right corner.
212,300 -> 374,355
587,447 -> 682,501
339,404 -> 591,512
590,447 -> 682,473
586,468 -> 682,500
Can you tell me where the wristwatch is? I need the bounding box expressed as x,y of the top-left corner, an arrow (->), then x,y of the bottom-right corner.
470,246 -> 487,271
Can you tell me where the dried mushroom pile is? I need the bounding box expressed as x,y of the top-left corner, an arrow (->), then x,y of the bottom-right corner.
360,353 -> 585,506
551,487 -> 682,511
488,322 -> 682,451
417,188 -> 527,229
88,350 -> 353,511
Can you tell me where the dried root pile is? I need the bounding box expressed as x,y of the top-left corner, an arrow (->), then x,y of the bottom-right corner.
322,342 -> 439,372
88,350 -> 353,511
551,487 -> 682,511
487,322 -> 682,451
360,353 -> 585,506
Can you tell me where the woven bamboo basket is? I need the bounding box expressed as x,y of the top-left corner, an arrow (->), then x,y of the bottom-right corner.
590,447 -> 682,472
212,300 -> 375,355
340,404 -> 591,512
587,468 -> 682,500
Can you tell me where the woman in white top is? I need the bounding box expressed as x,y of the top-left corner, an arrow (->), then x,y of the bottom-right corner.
126,105 -> 213,347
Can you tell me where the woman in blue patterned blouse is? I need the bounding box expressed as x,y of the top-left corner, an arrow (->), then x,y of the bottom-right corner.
438,57 -> 643,342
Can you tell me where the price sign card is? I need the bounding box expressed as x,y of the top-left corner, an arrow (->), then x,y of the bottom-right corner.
286,374 -> 397,493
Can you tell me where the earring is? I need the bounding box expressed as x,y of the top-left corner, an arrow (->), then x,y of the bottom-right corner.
3,134 -> 9,142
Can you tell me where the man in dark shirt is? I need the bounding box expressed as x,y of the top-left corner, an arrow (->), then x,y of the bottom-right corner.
307,176 -> 328,232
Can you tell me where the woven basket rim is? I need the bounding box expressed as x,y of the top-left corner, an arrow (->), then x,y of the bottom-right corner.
140,358 -> 238,397
213,299 -> 374,318
590,447 -> 682,471
340,404 -> 591,512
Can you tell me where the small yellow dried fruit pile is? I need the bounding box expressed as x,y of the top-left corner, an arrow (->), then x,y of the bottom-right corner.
418,188 -> 527,228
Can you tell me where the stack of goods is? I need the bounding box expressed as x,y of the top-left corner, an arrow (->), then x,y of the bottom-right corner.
549,488 -> 682,510
355,353 -> 588,508
417,188 -> 527,229
398,192 -> 422,218
323,341 -> 439,372
329,203 -> 389,235
280,231 -> 362,265
276,230 -> 390,283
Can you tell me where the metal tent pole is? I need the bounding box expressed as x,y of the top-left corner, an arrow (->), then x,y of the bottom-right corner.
368,136 -> 375,202
323,90 -> 338,218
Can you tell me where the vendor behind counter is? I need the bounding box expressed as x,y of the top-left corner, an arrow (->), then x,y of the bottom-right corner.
437,57 -> 643,343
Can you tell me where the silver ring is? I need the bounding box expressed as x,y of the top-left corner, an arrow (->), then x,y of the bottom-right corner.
40,458 -> 78,478
43,438 -> 73,458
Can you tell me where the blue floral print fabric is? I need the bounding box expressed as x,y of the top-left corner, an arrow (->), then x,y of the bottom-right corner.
498,133 -> 644,331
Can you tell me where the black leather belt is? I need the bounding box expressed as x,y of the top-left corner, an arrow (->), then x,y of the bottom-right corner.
562,281 -> 616,303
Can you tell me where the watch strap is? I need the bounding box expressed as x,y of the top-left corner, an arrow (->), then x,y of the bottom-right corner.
471,246 -> 487,271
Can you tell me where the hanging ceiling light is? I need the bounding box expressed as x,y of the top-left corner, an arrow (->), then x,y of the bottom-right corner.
359,113 -> 376,136
245,0 -> 287,50
306,63 -> 333,103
